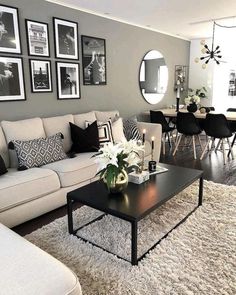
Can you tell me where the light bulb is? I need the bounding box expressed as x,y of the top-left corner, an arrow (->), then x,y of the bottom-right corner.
202,64 -> 207,69
194,57 -> 199,63
200,39 -> 205,45
201,48 -> 207,54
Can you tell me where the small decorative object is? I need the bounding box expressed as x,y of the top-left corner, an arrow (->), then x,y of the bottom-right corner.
0,5 -> 21,54
185,87 -> 207,112
81,35 -> 107,85
56,61 -> 81,100
29,59 -> 52,93
129,170 -> 149,184
53,17 -> 78,60
148,136 -> 157,172
174,65 -> 188,111
94,140 -> 143,194
0,56 -> 26,101
187,102 -> 198,113
25,20 -> 50,57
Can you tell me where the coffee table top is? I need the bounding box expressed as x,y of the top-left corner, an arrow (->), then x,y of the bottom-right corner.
67,164 -> 203,222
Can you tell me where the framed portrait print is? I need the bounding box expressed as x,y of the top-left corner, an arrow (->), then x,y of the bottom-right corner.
56,61 -> 80,99
53,17 -> 78,60
81,35 -> 106,85
26,19 -> 50,57
29,59 -> 52,93
0,5 -> 21,54
0,56 -> 25,101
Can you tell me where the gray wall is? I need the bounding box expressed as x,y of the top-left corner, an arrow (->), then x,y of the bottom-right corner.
0,0 -> 190,121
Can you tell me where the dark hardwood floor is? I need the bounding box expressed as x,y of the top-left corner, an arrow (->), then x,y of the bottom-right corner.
13,138 -> 236,236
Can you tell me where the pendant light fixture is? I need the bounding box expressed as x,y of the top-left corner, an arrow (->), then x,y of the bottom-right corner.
200,22 -> 222,65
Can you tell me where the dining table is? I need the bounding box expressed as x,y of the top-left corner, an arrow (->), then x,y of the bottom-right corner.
144,108 -> 236,121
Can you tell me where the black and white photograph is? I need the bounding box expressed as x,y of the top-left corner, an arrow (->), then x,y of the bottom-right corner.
0,56 -> 25,101
29,59 -> 52,93
228,70 -> 236,96
81,35 -> 106,85
26,20 -> 50,57
53,17 -> 78,60
56,61 -> 80,99
0,5 -> 21,54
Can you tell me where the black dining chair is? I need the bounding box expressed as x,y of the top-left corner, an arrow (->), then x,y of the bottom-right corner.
150,110 -> 175,155
200,113 -> 233,164
172,112 -> 202,159
227,108 -> 236,157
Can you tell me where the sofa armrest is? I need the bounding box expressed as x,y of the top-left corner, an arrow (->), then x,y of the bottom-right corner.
137,122 -> 162,162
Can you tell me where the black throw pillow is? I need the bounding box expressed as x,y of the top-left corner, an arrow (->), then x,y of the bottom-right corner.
70,121 -> 100,153
0,155 -> 7,176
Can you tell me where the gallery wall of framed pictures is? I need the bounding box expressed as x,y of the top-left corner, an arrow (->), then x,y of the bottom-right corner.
0,3 -> 107,103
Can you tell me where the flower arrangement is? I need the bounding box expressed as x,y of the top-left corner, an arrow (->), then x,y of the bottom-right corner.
185,87 -> 207,105
94,140 -> 143,192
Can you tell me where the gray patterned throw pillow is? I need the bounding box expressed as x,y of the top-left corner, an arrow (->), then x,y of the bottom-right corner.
122,117 -> 142,141
11,133 -> 67,170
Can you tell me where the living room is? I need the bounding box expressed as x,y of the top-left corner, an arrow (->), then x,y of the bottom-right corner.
0,0 -> 235,294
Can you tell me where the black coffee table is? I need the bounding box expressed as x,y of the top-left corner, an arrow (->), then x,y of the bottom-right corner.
67,164 -> 203,265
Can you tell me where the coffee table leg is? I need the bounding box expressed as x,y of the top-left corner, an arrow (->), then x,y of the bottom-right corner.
67,197 -> 74,234
198,177 -> 203,206
131,221 -> 138,265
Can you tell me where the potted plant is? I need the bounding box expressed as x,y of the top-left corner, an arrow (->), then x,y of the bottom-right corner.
94,140 -> 143,194
185,87 -> 207,112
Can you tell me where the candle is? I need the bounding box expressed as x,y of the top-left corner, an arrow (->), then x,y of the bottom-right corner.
142,129 -> 146,144
151,136 -> 155,150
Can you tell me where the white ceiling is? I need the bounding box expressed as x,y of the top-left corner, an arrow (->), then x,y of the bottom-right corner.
46,0 -> 236,40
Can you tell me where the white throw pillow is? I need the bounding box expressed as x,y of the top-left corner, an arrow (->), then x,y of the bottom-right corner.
112,118 -> 127,144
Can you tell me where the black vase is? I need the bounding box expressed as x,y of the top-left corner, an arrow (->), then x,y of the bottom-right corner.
187,102 -> 198,113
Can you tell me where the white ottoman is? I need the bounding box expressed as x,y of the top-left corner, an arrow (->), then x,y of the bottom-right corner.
0,224 -> 82,295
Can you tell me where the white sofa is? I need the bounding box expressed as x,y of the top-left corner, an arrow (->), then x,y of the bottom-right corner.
0,223 -> 82,295
0,110 -> 162,228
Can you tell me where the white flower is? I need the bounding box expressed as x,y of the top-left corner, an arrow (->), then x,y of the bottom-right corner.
192,95 -> 200,103
125,152 -> 140,167
94,141 -> 143,173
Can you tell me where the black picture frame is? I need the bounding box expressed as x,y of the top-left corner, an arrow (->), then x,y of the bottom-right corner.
0,4 -> 22,54
81,35 -> 107,85
25,19 -> 50,57
29,59 -> 52,93
53,17 -> 79,60
56,61 -> 81,100
0,56 -> 26,101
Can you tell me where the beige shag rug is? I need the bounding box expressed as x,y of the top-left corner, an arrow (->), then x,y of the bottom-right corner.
26,181 -> 236,295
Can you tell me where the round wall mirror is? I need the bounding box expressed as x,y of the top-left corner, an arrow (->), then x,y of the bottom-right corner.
139,50 -> 168,104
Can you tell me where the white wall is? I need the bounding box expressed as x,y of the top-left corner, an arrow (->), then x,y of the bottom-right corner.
189,38 -> 214,107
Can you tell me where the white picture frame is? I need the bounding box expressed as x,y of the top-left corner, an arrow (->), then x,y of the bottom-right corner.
0,5 -> 21,54
26,19 -> 50,57
56,61 -> 80,99
53,17 -> 78,60
0,56 -> 25,101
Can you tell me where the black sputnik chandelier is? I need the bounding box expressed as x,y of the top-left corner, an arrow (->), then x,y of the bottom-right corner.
200,22 -> 222,65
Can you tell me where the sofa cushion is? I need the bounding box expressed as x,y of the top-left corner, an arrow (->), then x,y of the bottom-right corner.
112,118 -> 127,143
0,126 -> 9,168
12,133 -> 67,170
0,155 -> 7,176
95,110 -> 119,122
0,168 -> 60,212
73,111 -> 96,128
70,121 -> 99,153
86,120 -> 114,147
123,117 -> 142,141
1,118 -> 46,168
0,223 -> 82,295
42,114 -> 74,153
42,152 -> 97,187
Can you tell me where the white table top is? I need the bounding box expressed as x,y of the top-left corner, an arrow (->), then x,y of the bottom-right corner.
144,108 -> 236,121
